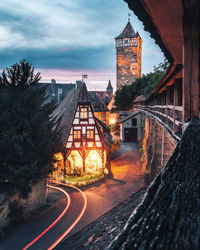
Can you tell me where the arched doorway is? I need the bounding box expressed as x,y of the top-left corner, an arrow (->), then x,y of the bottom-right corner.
86,150 -> 102,173
68,150 -> 83,174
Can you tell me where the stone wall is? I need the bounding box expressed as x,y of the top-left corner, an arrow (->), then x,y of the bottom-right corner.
0,179 -> 46,230
142,116 -> 178,184
116,37 -> 142,90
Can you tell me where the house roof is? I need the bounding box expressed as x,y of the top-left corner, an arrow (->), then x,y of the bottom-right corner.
88,92 -> 109,112
118,111 -> 141,124
79,82 -> 90,103
115,21 -> 138,39
96,118 -> 112,149
52,87 -> 80,145
39,82 -> 75,95
38,82 -> 75,102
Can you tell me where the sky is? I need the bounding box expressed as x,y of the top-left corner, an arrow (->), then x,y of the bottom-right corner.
0,0 -> 165,91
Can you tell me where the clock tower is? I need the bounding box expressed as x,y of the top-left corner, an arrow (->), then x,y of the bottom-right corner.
115,20 -> 142,89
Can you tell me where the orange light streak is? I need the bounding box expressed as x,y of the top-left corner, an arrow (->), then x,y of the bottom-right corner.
47,181 -> 87,250
22,185 -> 71,250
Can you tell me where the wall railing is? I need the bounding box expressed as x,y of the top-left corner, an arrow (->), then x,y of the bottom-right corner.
135,105 -> 182,141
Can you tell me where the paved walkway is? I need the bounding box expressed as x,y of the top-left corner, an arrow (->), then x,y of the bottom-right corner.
56,142 -> 145,248
72,142 -> 145,236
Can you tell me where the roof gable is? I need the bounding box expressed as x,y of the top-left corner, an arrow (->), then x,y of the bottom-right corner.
119,111 -> 141,123
115,21 -> 137,39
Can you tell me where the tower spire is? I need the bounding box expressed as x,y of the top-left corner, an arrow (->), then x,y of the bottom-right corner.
128,13 -> 131,22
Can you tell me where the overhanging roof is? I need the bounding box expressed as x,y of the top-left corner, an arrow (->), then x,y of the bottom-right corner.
124,0 -> 183,65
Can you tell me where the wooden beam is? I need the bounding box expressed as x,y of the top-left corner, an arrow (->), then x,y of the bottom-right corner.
173,80 -> 179,134
182,0 -> 199,123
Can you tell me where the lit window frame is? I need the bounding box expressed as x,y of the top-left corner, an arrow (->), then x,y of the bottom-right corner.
73,130 -> 81,140
87,129 -> 94,140
80,105 -> 88,120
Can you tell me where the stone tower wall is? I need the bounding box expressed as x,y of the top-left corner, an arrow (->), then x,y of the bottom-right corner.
116,37 -> 142,90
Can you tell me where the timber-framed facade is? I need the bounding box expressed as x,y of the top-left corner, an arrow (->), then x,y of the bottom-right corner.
52,82 -> 111,177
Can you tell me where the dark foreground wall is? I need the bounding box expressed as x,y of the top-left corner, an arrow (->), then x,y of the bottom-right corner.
108,118 -> 200,249
0,179 -> 46,230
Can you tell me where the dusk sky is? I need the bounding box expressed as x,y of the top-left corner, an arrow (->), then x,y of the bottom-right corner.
0,0 -> 165,90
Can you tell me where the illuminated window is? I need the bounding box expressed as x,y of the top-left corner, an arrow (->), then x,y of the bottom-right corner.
74,130 -> 81,140
87,130 -> 94,140
80,106 -> 88,119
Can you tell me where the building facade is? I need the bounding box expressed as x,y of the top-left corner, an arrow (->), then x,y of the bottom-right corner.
52,82 -> 111,178
119,111 -> 144,142
115,20 -> 142,89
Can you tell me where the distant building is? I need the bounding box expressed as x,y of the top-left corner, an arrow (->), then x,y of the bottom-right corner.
115,20 -> 142,89
39,79 -> 76,104
118,111 -> 144,142
40,79 -> 113,107
89,80 -> 113,105
88,92 -> 110,125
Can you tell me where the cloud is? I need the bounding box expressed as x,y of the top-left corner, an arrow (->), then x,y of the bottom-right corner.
0,0 -> 126,50
0,0 -> 165,86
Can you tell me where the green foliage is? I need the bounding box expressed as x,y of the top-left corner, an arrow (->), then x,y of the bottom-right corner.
64,172 -> 104,183
0,60 -> 63,198
114,59 -> 169,110
0,59 -> 41,87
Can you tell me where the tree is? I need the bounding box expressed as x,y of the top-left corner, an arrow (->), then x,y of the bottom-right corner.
0,60 -> 63,197
114,59 -> 169,110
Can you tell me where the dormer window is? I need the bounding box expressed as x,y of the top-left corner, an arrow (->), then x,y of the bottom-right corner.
80,106 -> 88,119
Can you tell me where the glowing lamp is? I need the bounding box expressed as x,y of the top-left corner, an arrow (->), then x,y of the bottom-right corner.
110,118 -> 116,125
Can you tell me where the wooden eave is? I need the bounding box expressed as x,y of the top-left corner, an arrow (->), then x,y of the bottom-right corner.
148,64 -> 182,98
124,0 -> 184,101
124,0 -> 183,65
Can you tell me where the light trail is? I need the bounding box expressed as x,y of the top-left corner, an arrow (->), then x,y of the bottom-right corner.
47,181 -> 87,250
22,184 -> 71,250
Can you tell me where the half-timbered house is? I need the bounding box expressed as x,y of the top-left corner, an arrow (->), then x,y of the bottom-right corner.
52,82 -> 111,177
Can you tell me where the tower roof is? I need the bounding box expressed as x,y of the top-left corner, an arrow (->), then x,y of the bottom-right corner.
115,21 -> 138,39
106,80 -> 113,90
